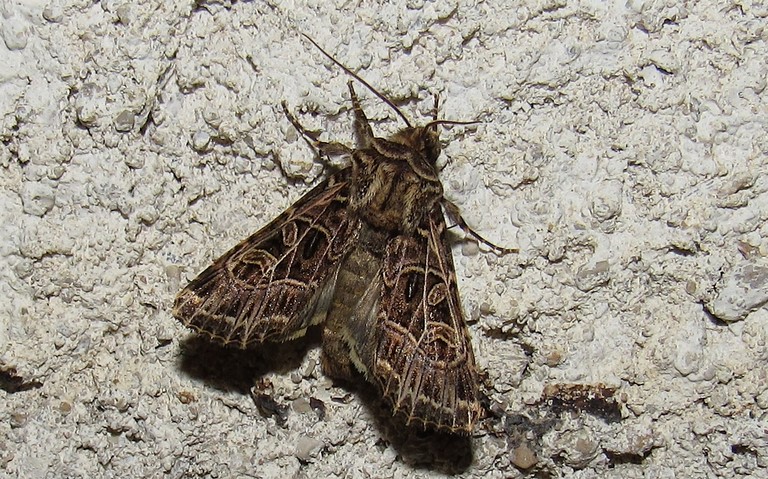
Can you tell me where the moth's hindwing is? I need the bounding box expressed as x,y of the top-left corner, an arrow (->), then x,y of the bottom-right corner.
173,169 -> 361,348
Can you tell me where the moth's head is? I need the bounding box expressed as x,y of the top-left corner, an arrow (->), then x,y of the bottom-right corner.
389,125 -> 442,165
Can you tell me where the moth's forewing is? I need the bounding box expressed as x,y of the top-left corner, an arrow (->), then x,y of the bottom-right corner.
173,171 -> 360,348
328,206 -> 482,433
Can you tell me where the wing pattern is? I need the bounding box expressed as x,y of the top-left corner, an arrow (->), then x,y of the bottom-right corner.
351,206 -> 482,433
173,169 -> 361,348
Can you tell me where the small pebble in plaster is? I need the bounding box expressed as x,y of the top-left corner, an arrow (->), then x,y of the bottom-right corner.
2,16 -> 28,50
706,261 -> 768,322
20,182 -> 55,216
510,443 -> 538,470
114,110 -> 135,132
575,260 -> 610,292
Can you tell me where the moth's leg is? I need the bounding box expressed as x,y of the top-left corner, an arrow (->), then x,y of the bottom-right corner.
442,200 -> 518,255
281,101 -> 353,159
346,81 -> 375,149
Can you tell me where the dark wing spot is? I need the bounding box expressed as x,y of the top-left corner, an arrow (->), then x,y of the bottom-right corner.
405,271 -> 423,302
302,228 -> 323,260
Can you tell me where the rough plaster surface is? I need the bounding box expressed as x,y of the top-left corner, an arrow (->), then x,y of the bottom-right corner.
1,0 -> 767,477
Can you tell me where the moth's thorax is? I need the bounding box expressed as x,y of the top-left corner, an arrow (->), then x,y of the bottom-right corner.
349,127 -> 444,235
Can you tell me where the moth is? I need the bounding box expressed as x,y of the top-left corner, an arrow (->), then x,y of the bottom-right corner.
173,35 -> 512,434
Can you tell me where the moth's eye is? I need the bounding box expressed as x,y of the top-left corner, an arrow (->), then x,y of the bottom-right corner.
423,131 -> 441,163
405,271 -> 423,301
302,228 -> 323,260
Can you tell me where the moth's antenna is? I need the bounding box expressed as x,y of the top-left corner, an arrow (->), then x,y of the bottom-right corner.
425,119 -> 480,129
300,33 -> 412,128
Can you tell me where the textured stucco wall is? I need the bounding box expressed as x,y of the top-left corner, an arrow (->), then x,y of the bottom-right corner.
1,1 -> 766,477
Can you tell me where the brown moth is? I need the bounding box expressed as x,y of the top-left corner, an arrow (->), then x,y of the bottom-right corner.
173,35 -> 512,434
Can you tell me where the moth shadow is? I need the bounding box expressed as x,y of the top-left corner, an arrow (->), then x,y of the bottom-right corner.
176,329 -> 321,394
351,378 -> 474,475
177,333 -> 473,473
